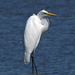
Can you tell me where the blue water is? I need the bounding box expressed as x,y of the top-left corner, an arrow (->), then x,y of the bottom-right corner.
0,0 -> 75,75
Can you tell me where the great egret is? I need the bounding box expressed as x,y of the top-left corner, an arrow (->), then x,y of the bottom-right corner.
24,10 -> 56,74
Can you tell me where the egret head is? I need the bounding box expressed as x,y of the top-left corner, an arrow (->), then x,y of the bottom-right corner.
37,10 -> 57,19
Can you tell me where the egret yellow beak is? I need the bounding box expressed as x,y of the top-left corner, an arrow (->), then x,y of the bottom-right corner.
44,12 -> 57,16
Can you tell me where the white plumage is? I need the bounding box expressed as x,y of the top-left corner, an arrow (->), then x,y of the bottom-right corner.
24,10 -> 56,64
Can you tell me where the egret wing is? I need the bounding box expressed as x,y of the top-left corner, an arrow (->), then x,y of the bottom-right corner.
24,15 -> 42,54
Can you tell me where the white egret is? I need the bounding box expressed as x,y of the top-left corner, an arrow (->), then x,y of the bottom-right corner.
24,10 -> 56,74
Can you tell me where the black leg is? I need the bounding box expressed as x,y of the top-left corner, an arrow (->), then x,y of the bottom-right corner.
31,52 -> 34,74
33,59 -> 39,75
32,52 -> 39,75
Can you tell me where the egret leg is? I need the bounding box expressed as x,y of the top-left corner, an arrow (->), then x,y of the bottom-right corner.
33,59 -> 39,75
31,52 -> 34,74
32,52 -> 39,75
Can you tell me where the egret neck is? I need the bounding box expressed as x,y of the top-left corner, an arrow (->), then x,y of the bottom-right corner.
37,13 -> 50,35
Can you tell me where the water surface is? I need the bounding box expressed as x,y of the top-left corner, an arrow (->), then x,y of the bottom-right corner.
0,0 -> 75,75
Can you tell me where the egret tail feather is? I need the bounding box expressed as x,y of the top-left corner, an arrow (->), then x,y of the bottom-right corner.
24,52 -> 30,64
